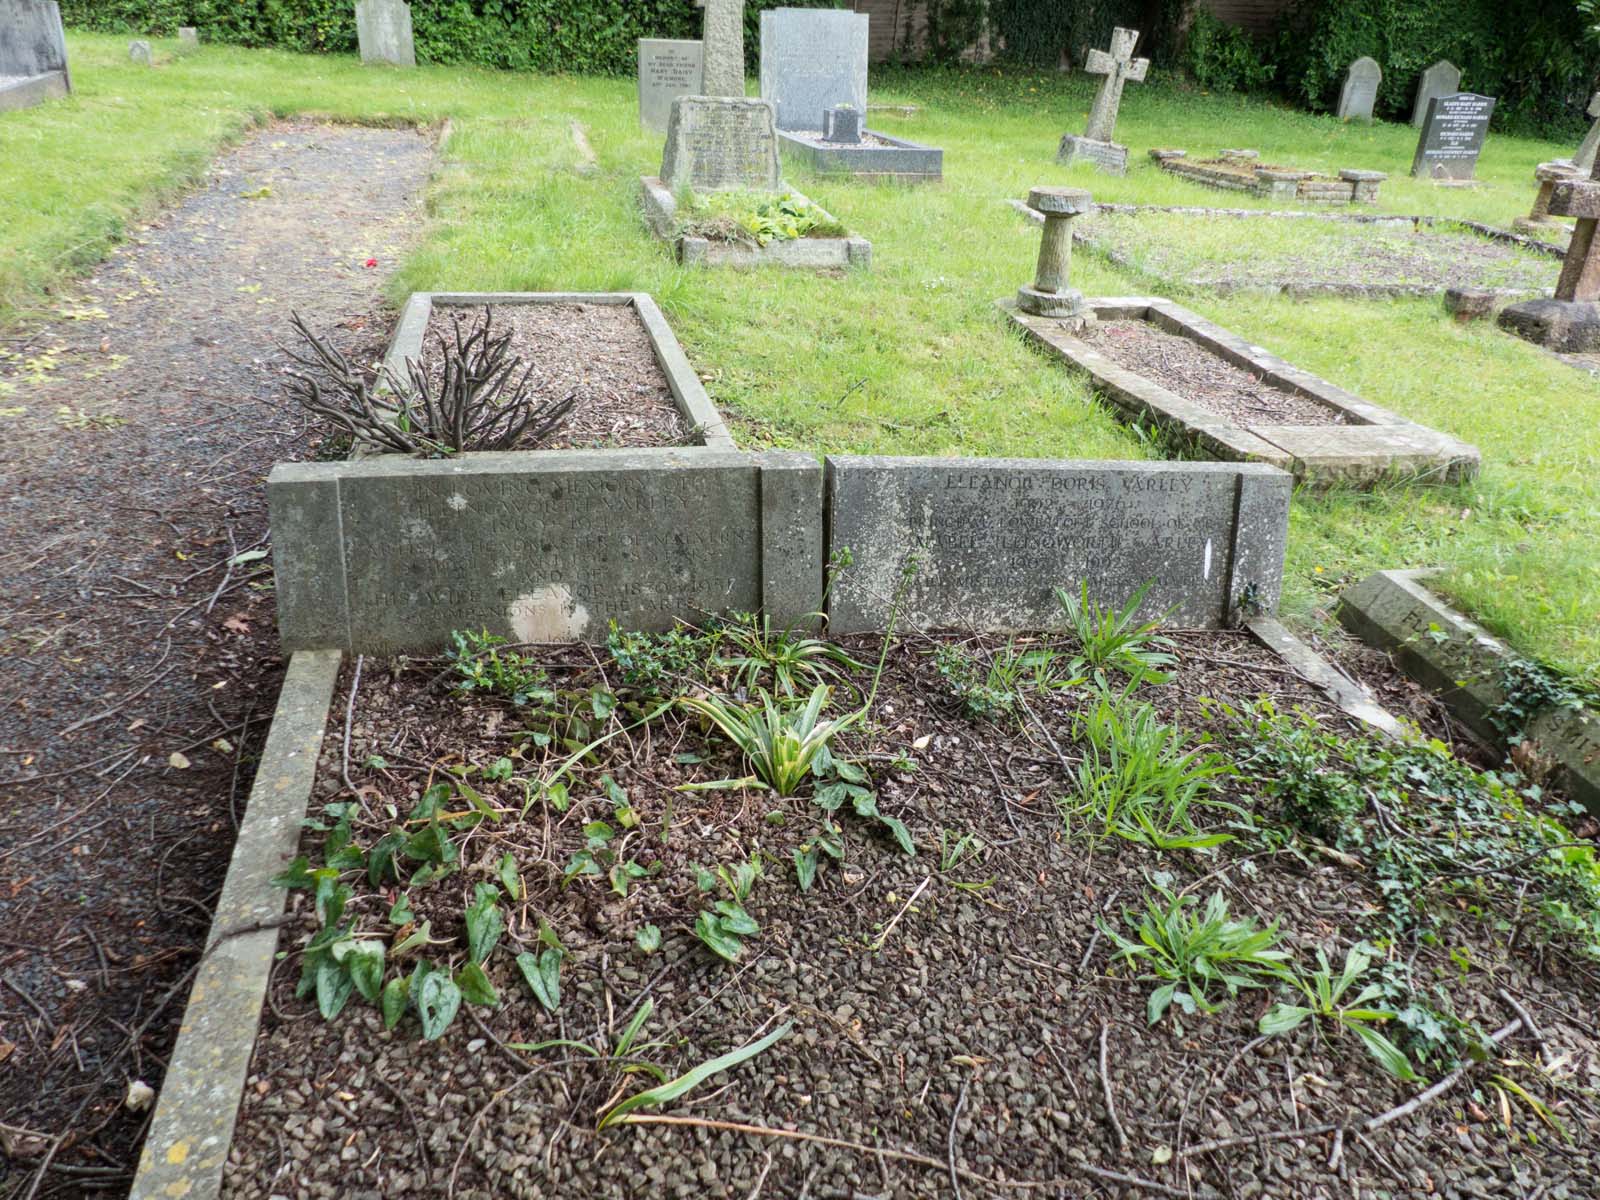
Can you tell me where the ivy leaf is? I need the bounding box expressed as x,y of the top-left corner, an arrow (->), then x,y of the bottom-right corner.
497,852 -> 521,900
368,831 -> 406,885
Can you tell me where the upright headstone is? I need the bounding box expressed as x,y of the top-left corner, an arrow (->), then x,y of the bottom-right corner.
0,0 -> 72,112
639,39 -> 704,131
128,40 -> 152,65
759,7 -> 869,132
1336,56 -> 1381,122
1409,59 -> 1460,127
1411,92 -> 1495,181
355,0 -> 415,68
660,95 -> 781,192
1056,27 -> 1148,175
701,0 -> 746,99
1574,92 -> 1600,173
178,26 -> 199,47
1498,154 -> 1600,350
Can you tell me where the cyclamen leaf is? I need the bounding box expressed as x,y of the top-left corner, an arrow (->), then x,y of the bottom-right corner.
694,911 -> 745,962
316,958 -> 354,1021
381,975 -> 409,1030
714,900 -> 759,935
794,847 -> 818,892
464,884 -> 503,963
636,924 -> 662,953
272,856 -> 313,890
347,943 -> 386,1004
455,960 -> 499,1007
417,971 -> 462,1040
878,813 -> 916,856
516,949 -> 562,1012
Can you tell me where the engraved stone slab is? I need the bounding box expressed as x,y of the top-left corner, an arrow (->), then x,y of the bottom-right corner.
1412,92 -> 1495,180
1057,134 -> 1129,175
1337,56 -> 1381,122
178,26 -> 198,46
269,450 -> 822,654
1410,59 -> 1460,127
661,95 -> 781,192
824,456 -> 1290,634
0,0 -> 69,110
355,0 -> 415,68
639,39 -> 704,131
759,7 -> 868,132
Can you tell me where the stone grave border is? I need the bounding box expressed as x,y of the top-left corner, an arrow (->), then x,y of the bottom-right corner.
1339,569 -> 1599,812
1008,198 -> 1562,300
1150,149 -> 1384,205
999,295 -> 1482,488
775,128 -> 943,183
639,175 -> 872,269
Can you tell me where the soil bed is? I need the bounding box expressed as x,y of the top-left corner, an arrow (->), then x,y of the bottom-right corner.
224,627 -> 1598,1199
419,303 -> 687,450
1078,318 -> 1350,426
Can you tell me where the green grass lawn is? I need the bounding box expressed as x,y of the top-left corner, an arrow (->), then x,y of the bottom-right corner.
5,34 -> 1597,686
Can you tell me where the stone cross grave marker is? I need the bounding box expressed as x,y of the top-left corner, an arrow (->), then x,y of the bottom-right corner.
1411,92 -> 1494,180
638,39 -> 704,131
759,7 -> 869,132
1337,56 -> 1381,121
1057,27 -> 1147,174
701,0 -> 746,98
1575,92 -> 1600,173
1410,59 -> 1460,127
355,0 -> 415,68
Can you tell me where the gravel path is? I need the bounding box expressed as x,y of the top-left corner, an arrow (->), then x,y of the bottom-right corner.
0,119 -> 433,1194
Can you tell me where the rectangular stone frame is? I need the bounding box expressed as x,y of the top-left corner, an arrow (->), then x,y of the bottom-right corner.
774,128 -> 943,183
1153,155 -> 1381,205
638,175 -> 873,269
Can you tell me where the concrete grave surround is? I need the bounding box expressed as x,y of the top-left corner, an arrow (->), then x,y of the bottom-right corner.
1057,26 -> 1147,175
1337,56 -> 1381,122
1410,59 -> 1461,127
660,94 -> 781,192
1340,570 -> 1600,813
1412,92 -> 1495,181
0,0 -> 70,111
355,0 -> 415,68
639,39 -> 704,131
999,285 -> 1480,488
639,174 -> 872,269
759,7 -> 868,132
775,127 -> 943,183
1152,148 -> 1384,205
701,0 -> 746,98
825,456 -> 1289,635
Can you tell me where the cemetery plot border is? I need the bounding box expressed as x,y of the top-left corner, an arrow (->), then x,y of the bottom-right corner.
1150,149 -> 1384,206
638,175 -> 872,269
1000,296 -> 1482,489
775,128 -> 943,183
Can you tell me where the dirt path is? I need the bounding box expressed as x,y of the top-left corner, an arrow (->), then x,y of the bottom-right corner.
0,119 -> 433,1196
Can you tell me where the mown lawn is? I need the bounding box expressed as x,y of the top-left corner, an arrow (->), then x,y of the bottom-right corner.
4,33 -> 1596,685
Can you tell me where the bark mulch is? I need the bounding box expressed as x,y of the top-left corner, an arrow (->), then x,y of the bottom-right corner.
223,630 -> 1600,1200
0,118 -> 434,1196
1077,319 -> 1349,427
418,304 -> 688,451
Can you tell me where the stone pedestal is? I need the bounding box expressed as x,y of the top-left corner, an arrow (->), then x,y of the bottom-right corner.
1018,186 -> 1093,323
1057,134 -> 1127,175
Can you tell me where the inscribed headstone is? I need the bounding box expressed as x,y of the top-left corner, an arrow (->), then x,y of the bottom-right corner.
355,0 -> 415,68
1411,93 -> 1495,181
0,0 -> 70,107
1336,56 -> 1381,122
1409,60 -> 1460,127
178,27 -> 199,46
759,7 -> 869,132
701,0 -> 746,98
639,39 -> 704,131
660,95 -> 781,192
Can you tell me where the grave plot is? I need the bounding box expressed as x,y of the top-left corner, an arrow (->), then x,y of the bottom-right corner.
1150,148 -> 1385,205
638,176 -> 872,268
1067,207 -> 1561,299
776,125 -> 944,184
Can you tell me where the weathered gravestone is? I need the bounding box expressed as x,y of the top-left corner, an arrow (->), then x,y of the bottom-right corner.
355,0 -> 415,68
701,0 -> 746,99
825,457 -> 1290,634
1409,59 -> 1460,127
639,39 -> 704,131
0,0 -> 71,112
128,40 -> 152,65
1499,154 -> 1600,350
1057,27 -> 1147,175
178,26 -> 199,47
1336,56 -> 1381,122
759,6 -> 868,131
660,95 -> 781,192
1411,92 -> 1494,180
1574,92 -> 1600,173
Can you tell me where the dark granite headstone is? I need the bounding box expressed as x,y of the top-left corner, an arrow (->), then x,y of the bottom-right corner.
823,104 -> 862,144
1411,92 -> 1495,181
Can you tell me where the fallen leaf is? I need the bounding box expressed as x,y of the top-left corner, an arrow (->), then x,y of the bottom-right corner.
168,751 -> 191,770
223,614 -> 251,635
125,1080 -> 155,1111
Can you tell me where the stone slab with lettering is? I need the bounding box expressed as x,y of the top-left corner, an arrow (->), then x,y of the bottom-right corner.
759,7 -> 868,132
356,0 -> 415,68
1057,134 -> 1128,175
1337,56 -> 1381,122
269,449 -> 823,654
1412,93 -> 1495,180
639,39 -> 704,131
1410,59 -> 1460,127
824,456 -> 1290,634
0,0 -> 70,110
661,95 -> 781,192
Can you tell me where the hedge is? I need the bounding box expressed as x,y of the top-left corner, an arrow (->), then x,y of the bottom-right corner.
57,0 -> 845,75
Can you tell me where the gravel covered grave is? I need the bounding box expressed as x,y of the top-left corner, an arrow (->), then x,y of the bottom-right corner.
222,616 -> 1600,1199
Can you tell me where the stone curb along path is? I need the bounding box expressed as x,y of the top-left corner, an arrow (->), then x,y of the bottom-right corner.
1338,569 -> 1600,812
130,650 -> 343,1200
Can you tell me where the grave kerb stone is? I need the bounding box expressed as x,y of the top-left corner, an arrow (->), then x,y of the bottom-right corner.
1409,59 -> 1461,127
659,94 -> 781,192
355,0 -> 415,68
1336,56 -> 1381,122
638,39 -> 705,132
1411,92 -> 1495,181
759,7 -> 869,132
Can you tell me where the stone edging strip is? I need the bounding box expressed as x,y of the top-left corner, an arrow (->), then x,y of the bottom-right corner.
1246,616 -> 1404,739
130,649 -> 343,1200
1338,569 -> 1599,812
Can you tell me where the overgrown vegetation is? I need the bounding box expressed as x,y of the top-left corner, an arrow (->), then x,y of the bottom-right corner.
678,191 -> 846,246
